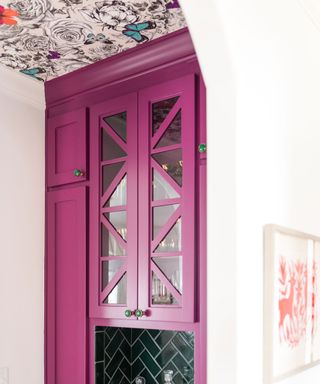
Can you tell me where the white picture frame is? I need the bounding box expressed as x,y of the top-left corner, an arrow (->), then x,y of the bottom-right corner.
264,224 -> 320,383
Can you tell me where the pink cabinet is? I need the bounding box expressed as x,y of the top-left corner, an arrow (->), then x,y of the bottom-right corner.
46,187 -> 87,384
90,75 -> 196,322
47,108 -> 87,187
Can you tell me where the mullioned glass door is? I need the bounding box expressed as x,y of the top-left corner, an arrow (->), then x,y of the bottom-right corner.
90,93 -> 138,319
138,75 -> 196,322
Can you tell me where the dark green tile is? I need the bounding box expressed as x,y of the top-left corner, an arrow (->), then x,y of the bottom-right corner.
105,350 -> 124,377
155,331 -> 175,348
139,331 -> 161,357
119,356 -> 131,377
140,350 -> 161,376
95,362 -> 104,384
138,369 -> 157,384
172,353 -> 192,373
109,367 -> 125,384
132,328 -> 143,339
120,377 -> 130,384
180,331 -> 195,347
105,330 -> 124,356
120,339 -> 131,357
172,334 -> 194,362
120,327 -> 132,343
173,371 -> 184,384
96,326 -> 105,332
132,357 -> 145,379
156,343 -> 177,366
132,339 -> 144,359
95,331 -> 105,362
147,329 -> 161,339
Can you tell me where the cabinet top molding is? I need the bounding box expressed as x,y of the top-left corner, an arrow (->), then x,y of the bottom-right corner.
45,28 -> 195,107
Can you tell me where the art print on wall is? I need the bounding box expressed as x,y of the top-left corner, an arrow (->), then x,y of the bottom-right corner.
264,225 -> 320,383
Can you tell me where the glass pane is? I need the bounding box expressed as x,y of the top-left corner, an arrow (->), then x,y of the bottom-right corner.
152,272 -> 178,305
101,224 -> 125,256
152,96 -> 179,135
102,162 -> 124,196
153,169 -> 180,201
104,174 -> 127,207
153,256 -> 182,294
152,149 -> 183,186
101,128 -> 126,161
104,211 -> 127,241
155,218 -> 181,253
103,112 -> 127,143
153,204 -> 179,240
155,110 -> 181,149
102,260 -> 124,290
103,273 -> 127,304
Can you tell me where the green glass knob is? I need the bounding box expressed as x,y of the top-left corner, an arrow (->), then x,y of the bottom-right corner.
124,309 -> 133,318
135,309 -> 144,318
74,169 -> 84,177
198,143 -> 207,153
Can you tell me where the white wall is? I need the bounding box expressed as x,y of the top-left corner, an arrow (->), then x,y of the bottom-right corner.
180,0 -> 320,383
0,67 -> 45,384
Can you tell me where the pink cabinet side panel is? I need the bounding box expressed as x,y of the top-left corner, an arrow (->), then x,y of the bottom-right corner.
47,108 -> 87,187
47,187 -> 87,384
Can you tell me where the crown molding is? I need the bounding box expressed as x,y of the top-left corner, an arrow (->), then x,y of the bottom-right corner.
45,28 -> 196,107
0,65 -> 45,110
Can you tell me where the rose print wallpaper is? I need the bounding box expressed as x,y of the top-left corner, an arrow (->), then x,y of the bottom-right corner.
0,0 -> 186,81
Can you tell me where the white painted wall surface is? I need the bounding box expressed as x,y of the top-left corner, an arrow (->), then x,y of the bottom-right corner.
0,67 -> 45,384
180,0 -> 320,383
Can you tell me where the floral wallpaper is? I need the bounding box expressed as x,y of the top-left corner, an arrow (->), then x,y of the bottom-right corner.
0,0 -> 186,81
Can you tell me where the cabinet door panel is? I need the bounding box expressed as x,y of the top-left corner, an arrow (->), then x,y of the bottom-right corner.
138,75 -> 196,322
47,108 -> 87,186
90,94 -> 138,319
47,187 -> 87,384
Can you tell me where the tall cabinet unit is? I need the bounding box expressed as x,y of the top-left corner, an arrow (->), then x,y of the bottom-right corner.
45,29 -> 206,384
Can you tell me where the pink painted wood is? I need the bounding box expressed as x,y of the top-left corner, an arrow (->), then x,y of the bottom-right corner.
46,187 -> 87,384
138,75 -> 196,322
47,108 -> 87,187
89,93 -> 138,320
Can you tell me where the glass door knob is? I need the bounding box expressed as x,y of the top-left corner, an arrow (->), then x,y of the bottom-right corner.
198,143 -> 206,153
74,169 -> 85,177
135,309 -> 145,318
124,309 -> 134,318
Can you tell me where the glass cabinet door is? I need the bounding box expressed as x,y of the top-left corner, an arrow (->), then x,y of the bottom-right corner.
90,93 -> 138,319
138,75 -> 196,322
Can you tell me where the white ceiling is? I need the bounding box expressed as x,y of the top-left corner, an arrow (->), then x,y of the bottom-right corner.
0,0 -> 186,81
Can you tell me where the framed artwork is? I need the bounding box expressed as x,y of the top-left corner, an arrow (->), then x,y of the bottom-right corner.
264,224 -> 320,383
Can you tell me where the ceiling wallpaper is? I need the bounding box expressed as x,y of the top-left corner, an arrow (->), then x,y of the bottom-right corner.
0,0 -> 186,81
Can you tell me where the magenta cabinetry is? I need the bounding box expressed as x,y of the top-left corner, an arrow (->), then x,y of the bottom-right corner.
90,76 -> 196,322
47,108 -> 87,187
45,29 -> 206,384
46,188 -> 87,384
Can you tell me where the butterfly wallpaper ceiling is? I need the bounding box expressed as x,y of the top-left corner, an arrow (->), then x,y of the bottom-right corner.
0,0 -> 186,81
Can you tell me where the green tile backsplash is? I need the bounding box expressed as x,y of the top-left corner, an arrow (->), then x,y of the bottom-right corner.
95,327 -> 194,384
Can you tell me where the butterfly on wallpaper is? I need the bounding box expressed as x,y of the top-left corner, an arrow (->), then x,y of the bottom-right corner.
84,33 -> 112,45
122,21 -> 156,43
47,51 -> 61,60
165,0 -> 180,9
20,67 -> 46,81
0,5 -> 19,25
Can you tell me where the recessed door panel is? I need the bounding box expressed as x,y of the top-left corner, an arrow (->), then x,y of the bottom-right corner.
47,108 -> 87,187
47,187 -> 86,384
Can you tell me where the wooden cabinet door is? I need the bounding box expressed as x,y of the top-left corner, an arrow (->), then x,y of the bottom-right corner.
47,108 -> 87,187
47,187 -> 87,384
138,75 -> 196,322
89,93 -> 138,320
